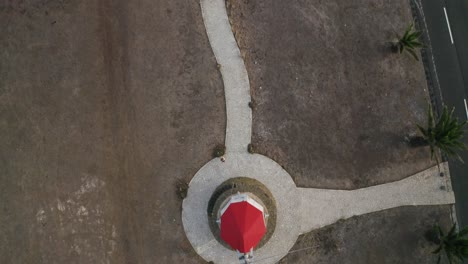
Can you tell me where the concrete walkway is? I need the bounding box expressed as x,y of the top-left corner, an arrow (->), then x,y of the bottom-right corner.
183,153 -> 454,264
183,153 -> 300,264
298,162 -> 455,234
182,0 -> 457,263
200,0 -> 252,153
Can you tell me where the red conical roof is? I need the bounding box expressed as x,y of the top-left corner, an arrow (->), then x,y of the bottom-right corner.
220,196 -> 266,253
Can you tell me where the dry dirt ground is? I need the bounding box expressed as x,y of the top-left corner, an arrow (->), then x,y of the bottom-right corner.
1,0 -> 455,264
279,206 -> 452,264
227,0 -> 454,263
0,1 -> 224,263
228,0 -> 435,189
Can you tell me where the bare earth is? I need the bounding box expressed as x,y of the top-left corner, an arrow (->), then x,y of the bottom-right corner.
0,1 -> 223,263
0,0 -> 455,263
227,0 -> 434,189
279,206 -> 452,264
227,0 -> 454,263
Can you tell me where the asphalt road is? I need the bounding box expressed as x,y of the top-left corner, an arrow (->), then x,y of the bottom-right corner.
421,0 -> 468,229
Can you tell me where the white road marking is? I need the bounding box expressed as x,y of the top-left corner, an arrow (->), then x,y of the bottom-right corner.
464,99 -> 468,120
443,7 -> 454,44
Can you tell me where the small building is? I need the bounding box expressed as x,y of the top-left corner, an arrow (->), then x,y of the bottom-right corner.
217,193 -> 267,263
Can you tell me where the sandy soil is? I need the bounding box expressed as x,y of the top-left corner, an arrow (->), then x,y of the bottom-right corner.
227,0 -> 434,189
0,1 -> 223,263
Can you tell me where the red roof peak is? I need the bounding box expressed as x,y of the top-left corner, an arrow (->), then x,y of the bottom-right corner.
219,193 -> 267,253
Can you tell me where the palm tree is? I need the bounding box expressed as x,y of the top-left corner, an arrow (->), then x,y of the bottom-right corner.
417,105 -> 467,163
432,224 -> 468,264
392,23 -> 424,61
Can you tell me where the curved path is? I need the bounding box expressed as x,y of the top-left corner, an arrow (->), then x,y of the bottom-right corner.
200,0 -> 252,153
182,0 -> 456,263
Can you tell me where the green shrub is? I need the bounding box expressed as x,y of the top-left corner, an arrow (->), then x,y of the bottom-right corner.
247,143 -> 255,154
176,180 -> 189,200
213,145 -> 226,158
417,105 -> 467,163
432,224 -> 468,264
392,23 -> 424,61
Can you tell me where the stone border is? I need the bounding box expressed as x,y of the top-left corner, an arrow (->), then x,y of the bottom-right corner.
409,0 -> 445,117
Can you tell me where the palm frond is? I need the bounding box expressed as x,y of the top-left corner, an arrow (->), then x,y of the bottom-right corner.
417,105 -> 467,163
396,22 -> 424,60
433,224 -> 468,263
406,48 -> 419,61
